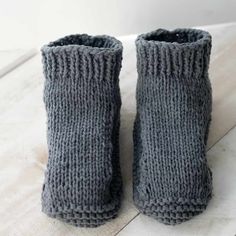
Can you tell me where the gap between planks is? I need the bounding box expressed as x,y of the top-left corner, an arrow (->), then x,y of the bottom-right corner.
0,49 -> 38,79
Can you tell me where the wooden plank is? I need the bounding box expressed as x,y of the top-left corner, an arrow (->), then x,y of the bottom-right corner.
0,23 -> 236,236
208,40 -> 236,147
0,48 -> 37,78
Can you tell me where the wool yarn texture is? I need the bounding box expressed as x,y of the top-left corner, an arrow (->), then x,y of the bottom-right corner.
133,28 -> 213,225
41,34 -> 123,227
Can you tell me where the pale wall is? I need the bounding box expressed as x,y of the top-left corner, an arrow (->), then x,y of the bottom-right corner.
1,0 -> 236,49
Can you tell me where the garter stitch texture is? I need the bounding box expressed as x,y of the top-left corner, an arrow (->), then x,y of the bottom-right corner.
133,28 -> 213,225
41,34 -> 123,227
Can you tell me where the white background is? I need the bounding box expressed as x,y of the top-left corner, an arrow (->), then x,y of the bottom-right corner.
1,0 -> 236,49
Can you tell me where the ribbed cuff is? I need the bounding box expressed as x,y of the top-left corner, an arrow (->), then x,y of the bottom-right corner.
41,34 -> 123,83
136,28 -> 212,79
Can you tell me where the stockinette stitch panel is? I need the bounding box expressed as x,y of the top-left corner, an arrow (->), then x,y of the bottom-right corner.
133,28 -> 213,225
41,34 -> 123,227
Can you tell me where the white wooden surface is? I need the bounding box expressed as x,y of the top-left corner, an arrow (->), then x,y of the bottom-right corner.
0,49 -> 37,78
0,23 -> 236,236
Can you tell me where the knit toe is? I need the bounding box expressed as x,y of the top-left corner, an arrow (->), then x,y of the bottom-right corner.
134,196 -> 212,225
42,200 -> 121,227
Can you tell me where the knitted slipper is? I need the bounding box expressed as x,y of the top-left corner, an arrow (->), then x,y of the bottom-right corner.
133,28 -> 213,225
41,34 -> 123,227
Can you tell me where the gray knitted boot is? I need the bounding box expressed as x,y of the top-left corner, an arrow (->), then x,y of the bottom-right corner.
41,34 -> 123,227
133,28 -> 213,225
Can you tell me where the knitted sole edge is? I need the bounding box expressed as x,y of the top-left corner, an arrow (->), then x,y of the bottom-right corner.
54,213 -> 118,227
133,194 -> 212,225
42,176 -> 122,228
42,199 -> 121,227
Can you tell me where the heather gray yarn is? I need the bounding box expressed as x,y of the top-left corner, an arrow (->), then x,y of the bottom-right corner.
41,34 -> 123,227
133,28 -> 213,225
